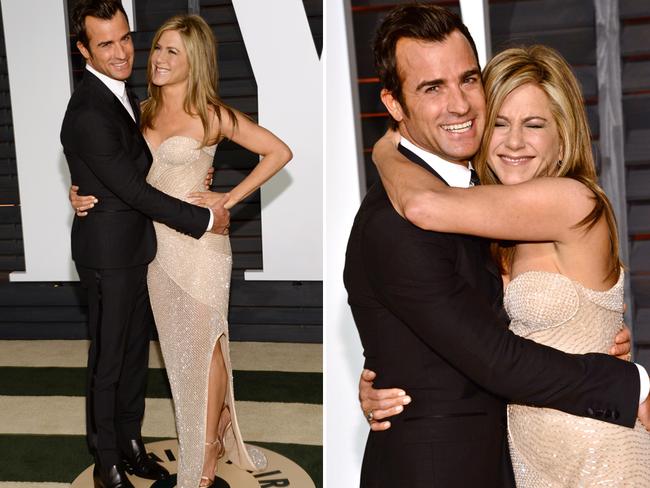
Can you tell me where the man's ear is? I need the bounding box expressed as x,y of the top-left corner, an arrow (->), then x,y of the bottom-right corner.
77,41 -> 91,61
380,89 -> 405,123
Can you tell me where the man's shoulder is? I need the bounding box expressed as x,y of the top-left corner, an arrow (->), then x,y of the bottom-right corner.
62,81 -> 125,141
66,78 -> 108,112
62,97 -> 107,144
355,182 -> 451,244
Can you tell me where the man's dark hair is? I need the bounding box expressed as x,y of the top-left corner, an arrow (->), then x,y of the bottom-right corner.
373,3 -> 480,127
71,0 -> 128,49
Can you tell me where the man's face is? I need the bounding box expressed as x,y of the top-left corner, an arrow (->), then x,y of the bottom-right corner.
76,11 -> 134,81
381,30 -> 485,165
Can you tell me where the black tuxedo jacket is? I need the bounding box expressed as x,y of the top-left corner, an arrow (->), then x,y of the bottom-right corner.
61,70 -> 210,269
344,144 -> 640,488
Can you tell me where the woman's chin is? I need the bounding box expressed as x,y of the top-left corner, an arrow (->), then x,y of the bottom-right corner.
497,174 -> 530,186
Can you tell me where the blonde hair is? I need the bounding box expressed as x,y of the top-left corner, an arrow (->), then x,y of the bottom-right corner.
140,14 -> 237,146
475,45 -> 621,278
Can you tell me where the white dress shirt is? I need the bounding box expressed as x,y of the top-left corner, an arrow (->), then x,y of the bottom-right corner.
400,136 -> 474,188
85,64 -> 215,231
86,64 -> 135,121
399,137 -> 650,404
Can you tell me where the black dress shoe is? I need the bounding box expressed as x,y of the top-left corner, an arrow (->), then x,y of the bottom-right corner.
121,438 -> 170,480
93,464 -> 135,488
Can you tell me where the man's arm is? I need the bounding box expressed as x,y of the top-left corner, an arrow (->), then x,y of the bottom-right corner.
361,327 -> 634,431
69,168 -> 216,216
69,168 -> 225,232
363,213 -> 642,428
67,110 -> 222,237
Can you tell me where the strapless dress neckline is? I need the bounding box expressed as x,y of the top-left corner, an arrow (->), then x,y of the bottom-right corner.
505,269 -> 623,295
145,134 -> 217,154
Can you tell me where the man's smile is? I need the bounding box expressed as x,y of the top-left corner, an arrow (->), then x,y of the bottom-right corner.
440,119 -> 473,134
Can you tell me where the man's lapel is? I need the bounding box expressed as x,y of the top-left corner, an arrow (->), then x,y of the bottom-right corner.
397,143 -> 450,186
83,71 -> 152,164
398,143 -> 502,282
126,84 -> 141,126
83,70 -> 139,130
124,85 -> 152,162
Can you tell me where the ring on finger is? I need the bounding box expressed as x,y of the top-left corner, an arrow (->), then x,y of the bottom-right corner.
364,410 -> 373,423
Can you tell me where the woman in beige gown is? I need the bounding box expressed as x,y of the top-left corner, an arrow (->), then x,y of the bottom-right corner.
372,45 -> 650,486
140,15 -> 291,488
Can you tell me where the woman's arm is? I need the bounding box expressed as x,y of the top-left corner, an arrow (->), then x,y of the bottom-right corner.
223,110 -> 292,209
372,130 -> 437,218
190,108 -> 292,210
407,178 -> 596,242
373,131 -> 596,243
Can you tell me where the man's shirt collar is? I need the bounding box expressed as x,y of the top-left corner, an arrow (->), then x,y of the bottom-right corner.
400,136 -> 473,188
85,64 -> 127,101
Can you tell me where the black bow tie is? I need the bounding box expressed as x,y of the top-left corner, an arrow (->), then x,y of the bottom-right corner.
470,169 -> 481,186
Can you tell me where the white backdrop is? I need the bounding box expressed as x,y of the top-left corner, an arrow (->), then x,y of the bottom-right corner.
324,0 -> 491,484
324,1 -> 366,486
2,0 -> 322,282
2,0 -> 77,281
233,0 -> 323,281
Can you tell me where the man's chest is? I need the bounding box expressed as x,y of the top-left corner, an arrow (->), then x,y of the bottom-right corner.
453,234 -> 503,306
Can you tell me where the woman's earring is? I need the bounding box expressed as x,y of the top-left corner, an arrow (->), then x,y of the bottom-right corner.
557,159 -> 563,167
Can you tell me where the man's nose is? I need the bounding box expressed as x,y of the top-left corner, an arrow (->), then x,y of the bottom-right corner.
114,43 -> 125,58
447,86 -> 470,115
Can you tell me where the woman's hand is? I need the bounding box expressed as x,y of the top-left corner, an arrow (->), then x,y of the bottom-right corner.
371,130 -> 401,171
69,185 -> 98,217
188,191 -> 231,210
371,130 -> 445,218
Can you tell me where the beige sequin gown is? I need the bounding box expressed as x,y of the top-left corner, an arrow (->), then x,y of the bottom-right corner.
505,270 -> 650,487
145,136 -> 267,487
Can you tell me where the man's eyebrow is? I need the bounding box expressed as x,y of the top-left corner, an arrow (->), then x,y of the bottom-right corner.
415,78 -> 444,91
461,68 -> 481,79
97,40 -> 113,47
414,68 -> 481,91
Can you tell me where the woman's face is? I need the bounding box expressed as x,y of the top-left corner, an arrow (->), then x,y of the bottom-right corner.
487,83 -> 563,185
150,29 -> 190,87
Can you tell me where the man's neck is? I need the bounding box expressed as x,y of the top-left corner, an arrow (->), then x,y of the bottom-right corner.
399,136 -> 474,189
86,63 -> 123,85
399,135 -> 470,168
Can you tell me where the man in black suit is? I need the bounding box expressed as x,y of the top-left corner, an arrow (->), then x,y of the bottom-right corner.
344,4 -> 650,487
60,2 -> 229,487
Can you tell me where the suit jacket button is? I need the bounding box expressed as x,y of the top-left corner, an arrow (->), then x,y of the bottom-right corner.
587,408 -> 594,416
